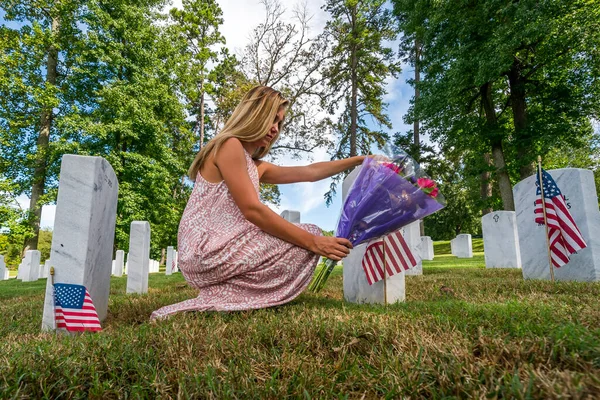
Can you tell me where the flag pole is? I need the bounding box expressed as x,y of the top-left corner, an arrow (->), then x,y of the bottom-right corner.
383,240 -> 388,306
537,156 -> 555,282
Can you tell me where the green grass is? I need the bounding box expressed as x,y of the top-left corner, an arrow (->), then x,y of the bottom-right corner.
1,240 -> 599,398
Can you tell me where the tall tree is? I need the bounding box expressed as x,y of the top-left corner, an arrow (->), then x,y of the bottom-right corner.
80,0 -> 191,256
169,0 -> 225,150
241,0 -> 333,161
321,0 -> 401,204
0,0 -> 87,249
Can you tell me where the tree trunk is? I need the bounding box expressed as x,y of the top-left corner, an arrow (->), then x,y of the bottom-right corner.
413,39 -> 420,152
507,58 -> 535,180
414,39 -> 424,235
199,84 -> 205,149
480,153 -> 493,215
26,16 -> 60,251
349,5 -> 358,157
480,82 -> 515,211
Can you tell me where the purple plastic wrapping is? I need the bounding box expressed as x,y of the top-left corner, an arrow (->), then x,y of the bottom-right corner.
338,156 -> 445,246
308,148 -> 445,292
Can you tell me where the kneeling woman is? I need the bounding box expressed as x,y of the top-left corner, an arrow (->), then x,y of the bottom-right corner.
151,86 -> 366,319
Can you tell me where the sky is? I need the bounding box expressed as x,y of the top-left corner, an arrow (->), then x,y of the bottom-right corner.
13,0 -> 415,232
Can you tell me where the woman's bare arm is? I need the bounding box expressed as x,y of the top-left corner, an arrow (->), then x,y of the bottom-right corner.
257,156 -> 365,184
216,138 -> 353,260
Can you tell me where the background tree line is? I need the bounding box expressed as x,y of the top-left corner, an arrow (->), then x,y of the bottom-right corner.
1,0 -> 599,266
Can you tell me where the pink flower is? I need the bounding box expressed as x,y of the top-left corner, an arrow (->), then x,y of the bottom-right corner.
417,178 -> 439,198
383,162 -> 402,174
417,177 -> 436,189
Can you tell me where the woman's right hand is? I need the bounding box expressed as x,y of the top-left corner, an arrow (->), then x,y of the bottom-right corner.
310,236 -> 353,261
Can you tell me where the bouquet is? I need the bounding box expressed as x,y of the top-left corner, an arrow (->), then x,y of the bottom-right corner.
308,147 -> 445,292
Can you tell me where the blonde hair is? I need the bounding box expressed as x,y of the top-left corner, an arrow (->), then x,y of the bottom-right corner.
188,86 -> 289,180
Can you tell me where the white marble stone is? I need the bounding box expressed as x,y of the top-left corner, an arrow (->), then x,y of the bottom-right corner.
0,255 -> 8,280
401,221 -> 423,275
174,250 -> 179,272
514,168 -> 600,281
482,211 -> 522,269
166,246 -> 174,275
114,250 -> 124,277
343,242 -> 406,304
42,155 -> 118,330
420,236 -> 434,260
124,252 -> 129,275
39,259 -> 50,279
149,259 -> 159,273
17,263 -> 23,280
455,234 -> 473,258
450,239 -> 456,255
22,250 -> 41,282
280,210 -> 301,223
342,167 -> 411,303
126,221 -> 150,294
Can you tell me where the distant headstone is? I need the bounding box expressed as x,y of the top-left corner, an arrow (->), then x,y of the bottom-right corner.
454,234 -> 473,258
41,155 -> 118,330
40,259 -> 50,279
450,239 -> 456,256
280,210 -> 301,223
420,236 -> 434,260
402,221 -> 423,275
22,250 -> 41,282
514,168 -> 600,281
114,250 -> 124,277
166,246 -> 174,275
482,211 -> 521,268
126,221 -> 150,294
0,255 -> 8,280
124,252 -> 129,275
341,166 -> 405,304
17,263 -> 23,280
174,250 -> 179,272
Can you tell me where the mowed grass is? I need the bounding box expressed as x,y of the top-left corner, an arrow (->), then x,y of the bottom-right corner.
1,239 -> 600,398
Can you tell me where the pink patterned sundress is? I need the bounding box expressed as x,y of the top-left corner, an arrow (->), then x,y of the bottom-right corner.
150,149 -> 322,319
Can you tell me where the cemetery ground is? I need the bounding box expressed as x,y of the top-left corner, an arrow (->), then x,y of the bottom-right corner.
1,240 -> 599,398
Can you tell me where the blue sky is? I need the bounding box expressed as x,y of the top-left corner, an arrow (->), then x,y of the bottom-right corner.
7,0 -> 415,232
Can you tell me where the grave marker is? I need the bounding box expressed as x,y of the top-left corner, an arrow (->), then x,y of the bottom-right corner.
41,155 -> 118,330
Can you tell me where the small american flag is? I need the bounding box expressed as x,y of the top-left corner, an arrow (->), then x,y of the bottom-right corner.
54,283 -> 102,332
534,167 -> 587,268
361,231 -> 417,285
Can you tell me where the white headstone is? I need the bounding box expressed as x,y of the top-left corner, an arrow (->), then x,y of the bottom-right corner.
343,242 -> 406,304
482,211 -> 522,268
514,168 -> 600,281
450,239 -> 456,255
126,221 -> 150,294
420,236 -> 434,260
402,221 -> 423,275
114,250 -> 124,277
166,246 -> 174,275
174,250 -> 179,272
0,255 -> 8,280
22,250 -> 41,282
280,210 -> 301,223
341,167 -> 406,304
41,155 -> 118,330
17,263 -> 23,280
124,252 -> 129,275
454,234 -> 473,258
39,259 -> 49,279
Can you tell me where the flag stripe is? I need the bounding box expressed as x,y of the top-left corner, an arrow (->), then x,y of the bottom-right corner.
361,230 -> 419,285
534,168 -> 587,269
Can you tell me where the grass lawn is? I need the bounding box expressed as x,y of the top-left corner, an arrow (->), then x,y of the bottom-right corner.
1,239 -> 599,398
